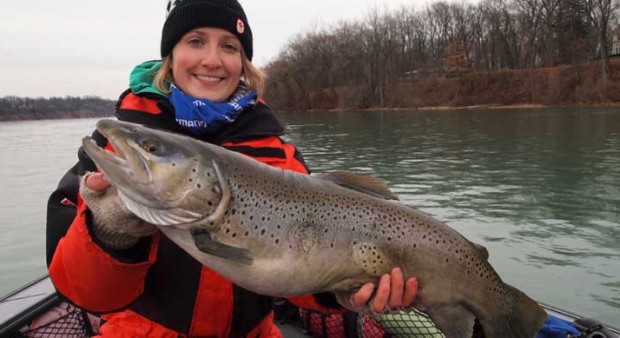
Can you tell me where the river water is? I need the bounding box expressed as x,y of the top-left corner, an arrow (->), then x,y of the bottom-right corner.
0,108 -> 618,326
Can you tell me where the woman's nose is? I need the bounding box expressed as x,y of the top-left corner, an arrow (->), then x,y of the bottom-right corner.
201,47 -> 222,69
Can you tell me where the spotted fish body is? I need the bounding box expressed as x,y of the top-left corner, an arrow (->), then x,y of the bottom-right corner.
82,119 -> 547,338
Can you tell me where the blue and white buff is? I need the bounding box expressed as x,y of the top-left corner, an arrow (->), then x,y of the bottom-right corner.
170,84 -> 257,137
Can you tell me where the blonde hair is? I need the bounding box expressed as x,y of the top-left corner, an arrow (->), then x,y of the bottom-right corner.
154,49 -> 265,99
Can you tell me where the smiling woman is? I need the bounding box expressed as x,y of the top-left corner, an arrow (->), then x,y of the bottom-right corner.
43,0 -> 417,336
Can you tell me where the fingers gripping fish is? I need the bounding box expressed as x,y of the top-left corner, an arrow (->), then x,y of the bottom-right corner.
82,119 -> 548,338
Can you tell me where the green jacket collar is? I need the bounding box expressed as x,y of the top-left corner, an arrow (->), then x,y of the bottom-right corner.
129,60 -> 168,96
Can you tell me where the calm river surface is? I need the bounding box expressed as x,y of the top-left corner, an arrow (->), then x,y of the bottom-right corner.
0,108 -> 619,326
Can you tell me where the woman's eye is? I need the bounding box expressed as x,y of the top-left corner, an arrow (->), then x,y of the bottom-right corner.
223,43 -> 239,52
188,39 -> 203,47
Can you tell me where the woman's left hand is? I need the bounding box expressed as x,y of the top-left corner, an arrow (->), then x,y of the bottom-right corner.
336,267 -> 418,314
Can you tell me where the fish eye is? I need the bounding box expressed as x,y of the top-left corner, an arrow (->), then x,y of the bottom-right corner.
142,140 -> 160,153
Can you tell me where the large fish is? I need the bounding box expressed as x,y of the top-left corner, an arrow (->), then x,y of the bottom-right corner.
82,119 -> 547,338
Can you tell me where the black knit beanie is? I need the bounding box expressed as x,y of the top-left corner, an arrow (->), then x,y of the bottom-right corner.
161,0 -> 253,60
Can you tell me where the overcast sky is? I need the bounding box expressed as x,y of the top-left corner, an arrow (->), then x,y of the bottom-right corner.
1,0 -> 440,100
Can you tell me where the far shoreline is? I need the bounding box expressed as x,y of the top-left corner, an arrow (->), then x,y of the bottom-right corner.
308,102 -> 620,113
3,101 -> 620,123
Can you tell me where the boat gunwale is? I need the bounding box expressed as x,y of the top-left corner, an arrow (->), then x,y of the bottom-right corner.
0,275 -> 59,336
0,275 -> 618,336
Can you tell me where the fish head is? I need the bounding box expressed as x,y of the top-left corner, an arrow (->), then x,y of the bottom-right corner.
82,119 -> 225,227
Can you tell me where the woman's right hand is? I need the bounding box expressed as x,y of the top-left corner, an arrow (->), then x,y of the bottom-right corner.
80,172 -> 157,249
334,267 -> 417,315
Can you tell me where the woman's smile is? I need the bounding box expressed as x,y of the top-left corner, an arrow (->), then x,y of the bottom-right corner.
194,74 -> 224,83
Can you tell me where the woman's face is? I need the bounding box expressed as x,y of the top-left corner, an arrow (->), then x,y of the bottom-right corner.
171,27 -> 243,102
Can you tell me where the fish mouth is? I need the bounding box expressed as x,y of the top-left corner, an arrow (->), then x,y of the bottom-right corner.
82,129 -> 151,186
81,120 -> 205,226
81,119 -> 160,212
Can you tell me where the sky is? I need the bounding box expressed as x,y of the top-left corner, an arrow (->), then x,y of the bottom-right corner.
0,0 -> 435,100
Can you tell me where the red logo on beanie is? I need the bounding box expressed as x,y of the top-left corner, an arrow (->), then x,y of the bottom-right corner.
237,18 -> 245,34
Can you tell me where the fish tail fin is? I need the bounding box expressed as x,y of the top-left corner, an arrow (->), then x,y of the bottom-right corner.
490,284 -> 548,337
481,283 -> 548,338
506,284 -> 548,336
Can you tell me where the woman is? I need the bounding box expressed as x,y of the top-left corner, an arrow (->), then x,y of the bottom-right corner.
46,0 -> 417,336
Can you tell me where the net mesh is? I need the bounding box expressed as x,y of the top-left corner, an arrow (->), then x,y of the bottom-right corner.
300,308 -> 446,338
17,300 -> 483,338
300,309 -> 352,337
12,302 -> 97,338
370,310 -> 445,337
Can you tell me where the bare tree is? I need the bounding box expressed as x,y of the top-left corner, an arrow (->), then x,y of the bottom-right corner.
586,0 -> 618,77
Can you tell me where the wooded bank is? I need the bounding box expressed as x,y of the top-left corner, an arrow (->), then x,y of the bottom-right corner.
265,58 -> 620,111
263,0 -> 620,110
0,96 -> 115,121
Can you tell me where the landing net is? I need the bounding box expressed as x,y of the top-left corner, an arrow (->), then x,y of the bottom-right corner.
300,308 -> 445,337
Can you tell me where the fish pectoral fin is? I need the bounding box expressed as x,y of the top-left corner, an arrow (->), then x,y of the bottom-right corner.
426,304 -> 476,338
322,171 -> 399,200
190,228 -> 254,265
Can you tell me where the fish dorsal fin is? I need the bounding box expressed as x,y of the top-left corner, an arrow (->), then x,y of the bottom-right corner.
473,242 -> 489,260
323,171 -> 399,200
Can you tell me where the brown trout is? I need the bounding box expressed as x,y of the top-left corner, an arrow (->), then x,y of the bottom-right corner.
82,119 -> 547,338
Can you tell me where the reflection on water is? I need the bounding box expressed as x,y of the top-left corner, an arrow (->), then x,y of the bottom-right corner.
0,108 -> 618,326
280,108 -> 620,325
